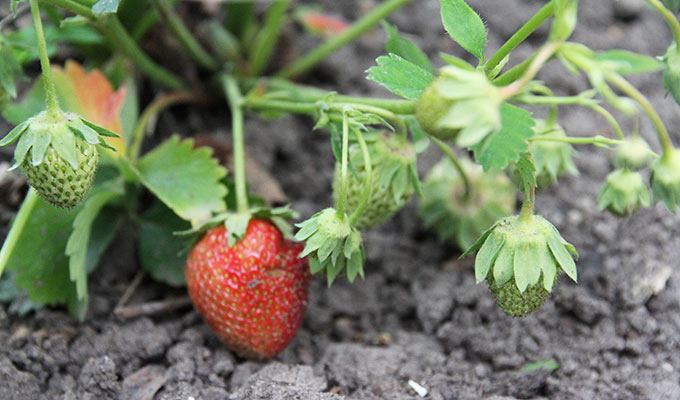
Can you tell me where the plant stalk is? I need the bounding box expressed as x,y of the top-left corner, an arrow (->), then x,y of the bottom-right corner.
519,183 -> 535,222
428,134 -> 471,201
349,129 -> 372,225
485,2 -> 554,73
336,111 -> 350,218
39,0 -> 94,18
0,189 -> 39,278
646,0 -> 680,50
501,41 -> 561,99
152,0 -> 219,71
130,91 -> 202,163
99,15 -> 185,90
605,71 -> 674,155
222,75 -> 249,213
249,0 -> 290,76
30,0 -> 60,116
277,0 -> 414,79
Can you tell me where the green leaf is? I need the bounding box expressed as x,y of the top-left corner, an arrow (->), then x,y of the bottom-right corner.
594,50 -> 663,75
382,21 -> 432,73
474,231 -> 504,283
66,187 -> 122,300
92,0 -> 121,16
11,0 -> 23,14
520,359 -> 559,372
471,103 -> 535,171
3,190 -> 82,317
136,136 -> 228,225
440,0 -> 486,61
139,201 -> 191,287
0,44 -> 23,97
366,54 -> 434,100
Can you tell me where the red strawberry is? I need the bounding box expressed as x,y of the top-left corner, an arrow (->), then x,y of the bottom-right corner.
185,219 -> 311,359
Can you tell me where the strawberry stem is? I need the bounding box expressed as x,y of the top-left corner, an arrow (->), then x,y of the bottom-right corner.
276,0 -> 414,79
646,0 -> 680,51
349,129 -> 372,225
485,2 -> 554,74
0,189 -> 39,278
29,0 -> 60,117
222,75 -> 249,213
519,183 -> 535,222
336,110 -> 350,218
428,134 -> 471,201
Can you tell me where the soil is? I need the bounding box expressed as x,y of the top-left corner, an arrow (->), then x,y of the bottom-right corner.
2,1 -> 680,399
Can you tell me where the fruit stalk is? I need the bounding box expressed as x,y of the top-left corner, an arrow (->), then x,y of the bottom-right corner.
29,0 -> 60,116
348,129 -> 372,225
605,71 -> 674,156
429,134 -> 471,200
485,2 -> 555,73
336,110 -> 350,218
222,75 -> 249,213
152,0 -> 219,71
277,0 -> 414,79
646,0 -> 680,51
501,41 -> 561,98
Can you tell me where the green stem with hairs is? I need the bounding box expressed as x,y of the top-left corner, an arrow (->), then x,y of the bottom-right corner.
501,41 -> 561,99
222,75 -> 249,213
336,111 -> 350,218
0,189 -> 39,278
39,0 -> 94,18
646,0 -> 680,49
485,2 -> 554,73
428,134 -> 471,201
605,71 -> 674,155
277,0 -> 414,79
30,0 -> 60,116
152,0 -> 219,71
99,16 -> 185,90
516,94 -> 625,139
529,135 -> 621,147
519,183 -> 535,222
349,129 -> 372,225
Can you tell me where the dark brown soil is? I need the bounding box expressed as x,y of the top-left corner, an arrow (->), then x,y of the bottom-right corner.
2,1 -> 680,399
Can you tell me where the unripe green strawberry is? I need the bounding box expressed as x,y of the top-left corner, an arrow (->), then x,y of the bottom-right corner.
614,135 -> 653,171
333,132 -> 417,230
416,80 -> 458,140
529,119 -> 578,188
1,110 -> 117,209
487,272 -> 559,318
24,136 -> 98,209
186,219 -> 310,359
598,168 -> 650,216
419,157 -> 515,250
463,214 -> 578,317
650,148 -> 680,212
415,66 -> 502,146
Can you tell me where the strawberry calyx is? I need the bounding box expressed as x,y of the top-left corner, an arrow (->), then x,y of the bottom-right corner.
462,214 -> 578,317
295,208 -> 365,286
598,168 -> 650,216
177,204 -> 299,247
334,131 -> 419,230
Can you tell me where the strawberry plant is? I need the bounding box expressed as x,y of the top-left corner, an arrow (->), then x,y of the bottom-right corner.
1,0 -> 680,360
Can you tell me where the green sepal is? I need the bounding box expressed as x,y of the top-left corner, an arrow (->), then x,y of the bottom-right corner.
493,245 -> 514,287
460,220 -> 500,258
80,118 -> 120,138
513,242 -> 542,293
9,128 -> 36,170
224,212 -> 252,247
30,130 -> 51,166
547,230 -> 577,282
537,242 -> 557,292
474,230 -> 504,283
0,120 -> 29,147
